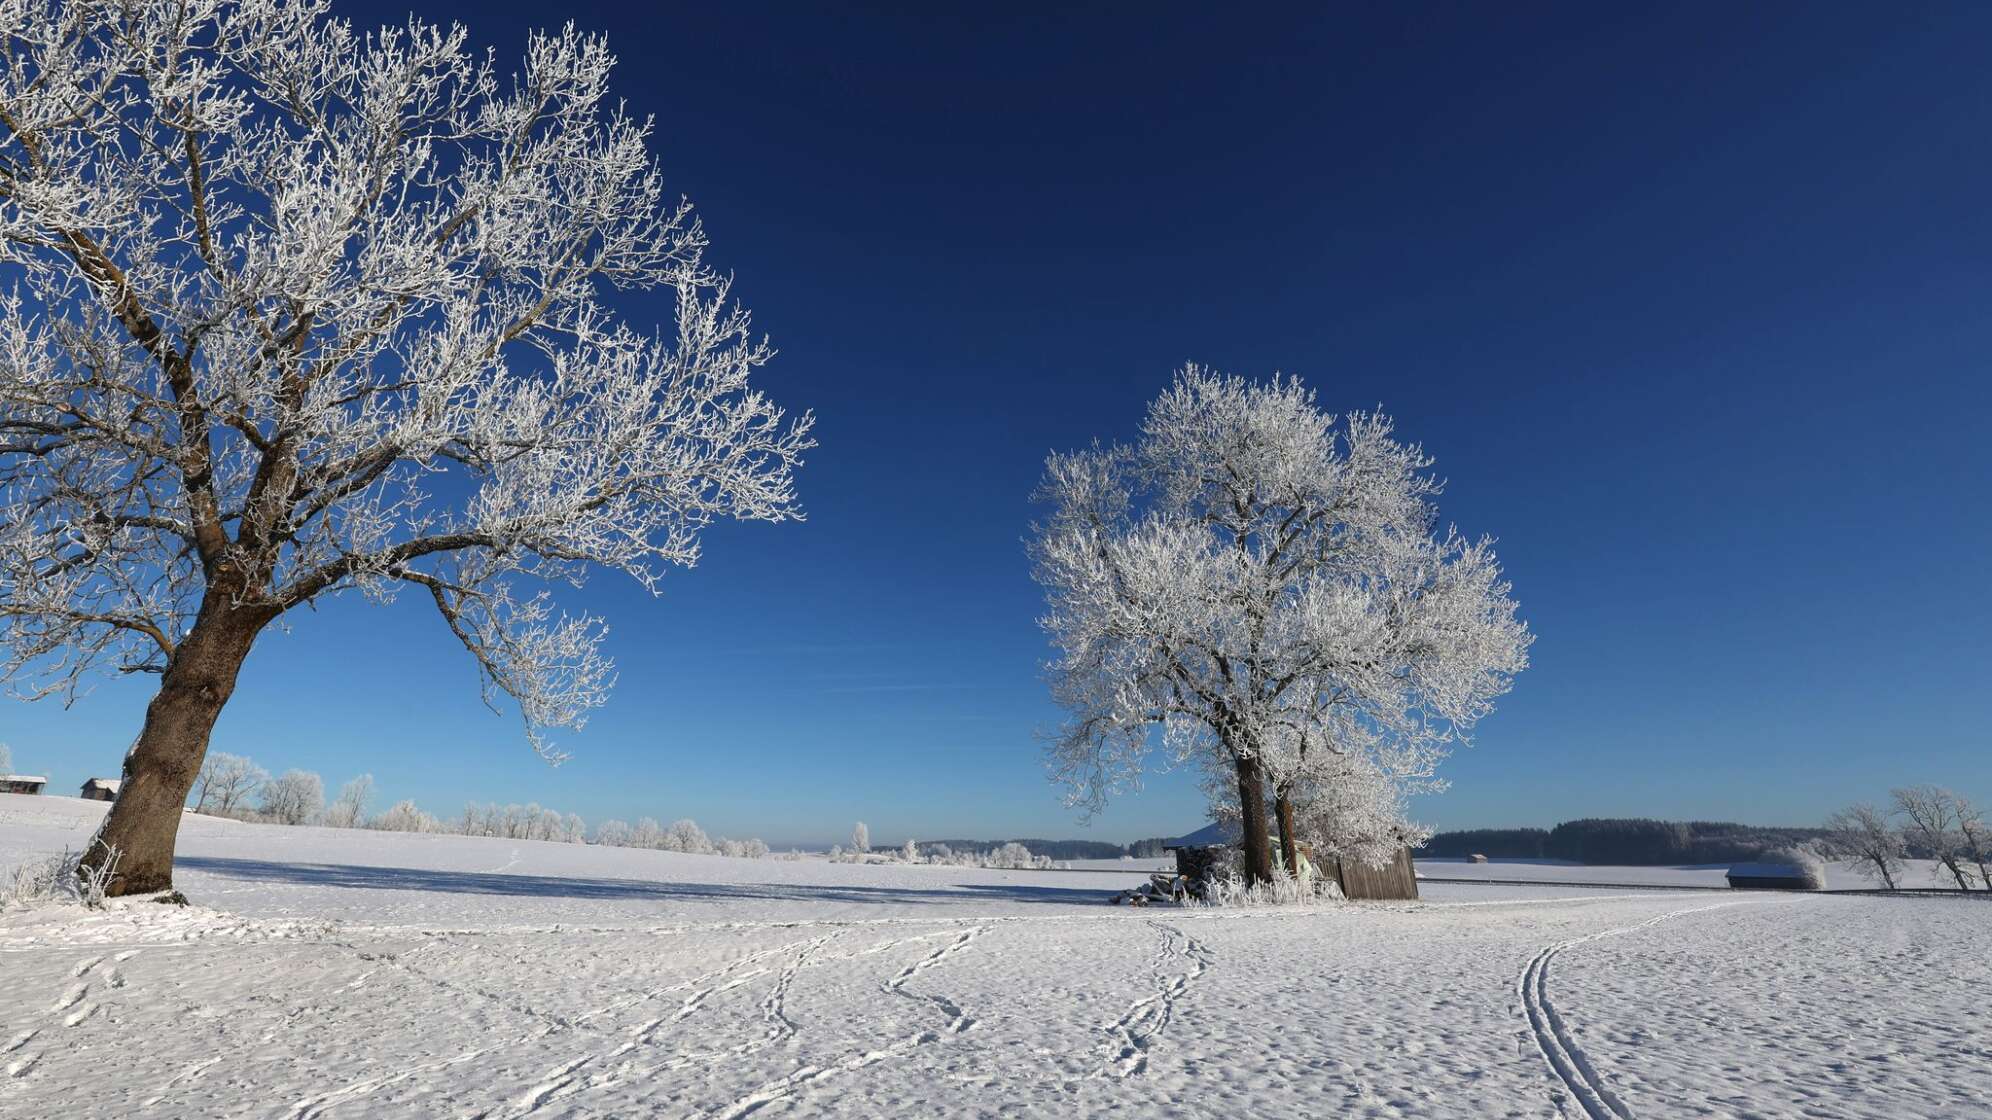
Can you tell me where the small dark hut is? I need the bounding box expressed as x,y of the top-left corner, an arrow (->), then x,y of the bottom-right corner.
1725,861 -> 1819,890
80,777 -> 121,802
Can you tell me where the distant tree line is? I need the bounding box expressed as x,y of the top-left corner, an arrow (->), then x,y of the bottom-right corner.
1427,793 -> 1990,881
186,753 -> 770,856
916,839 -> 1128,862
1425,819 -> 1839,865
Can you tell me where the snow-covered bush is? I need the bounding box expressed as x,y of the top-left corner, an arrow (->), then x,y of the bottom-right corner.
5,843 -> 121,909
902,839 -> 920,863
852,822 -> 870,853
1194,871 -> 1343,909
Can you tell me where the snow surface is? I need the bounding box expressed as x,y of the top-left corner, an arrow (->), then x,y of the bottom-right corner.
3,797 -> 1988,1118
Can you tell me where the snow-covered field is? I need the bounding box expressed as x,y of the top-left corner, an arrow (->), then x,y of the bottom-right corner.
3,797 -> 1988,1119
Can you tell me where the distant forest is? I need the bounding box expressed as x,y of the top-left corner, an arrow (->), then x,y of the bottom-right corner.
935,817 -> 1927,867
1423,818 -> 1868,865
918,838 -> 1176,861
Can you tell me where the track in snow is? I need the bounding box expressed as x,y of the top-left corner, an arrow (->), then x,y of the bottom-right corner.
1098,921 -> 1214,1080
705,923 -> 991,1120
1516,901 -> 1771,1119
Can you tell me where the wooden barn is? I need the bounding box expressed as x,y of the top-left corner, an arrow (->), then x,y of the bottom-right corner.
1725,861 -> 1819,890
1,774 -> 47,795
80,777 -> 121,802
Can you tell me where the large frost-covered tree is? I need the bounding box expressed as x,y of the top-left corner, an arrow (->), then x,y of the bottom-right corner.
0,1 -> 811,894
1032,366 -> 1529,885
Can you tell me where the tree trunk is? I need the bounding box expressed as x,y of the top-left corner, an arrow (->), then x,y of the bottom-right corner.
1233,753 -> 1274,886
83,599 -> 268,896
1274,791 -> 1300,878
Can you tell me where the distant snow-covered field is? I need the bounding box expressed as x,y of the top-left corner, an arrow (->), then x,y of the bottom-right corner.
3,796 -> 1987,1118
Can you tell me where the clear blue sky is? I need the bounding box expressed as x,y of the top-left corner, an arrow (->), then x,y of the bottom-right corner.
8,2 -> 1989,848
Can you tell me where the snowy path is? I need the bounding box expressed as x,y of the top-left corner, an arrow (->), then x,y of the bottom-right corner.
4,800 -> 1989,1118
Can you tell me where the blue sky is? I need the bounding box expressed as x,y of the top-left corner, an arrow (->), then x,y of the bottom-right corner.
7,3 -> 1989,847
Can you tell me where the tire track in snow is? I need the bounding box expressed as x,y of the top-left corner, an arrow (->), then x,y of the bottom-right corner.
1098,921 -> 1214,1080
705,924 -> 992,1120
1517,901 -> 1776,1119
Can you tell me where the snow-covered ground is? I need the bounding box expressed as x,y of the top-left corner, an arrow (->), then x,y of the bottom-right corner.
3,797 -> 1988,1118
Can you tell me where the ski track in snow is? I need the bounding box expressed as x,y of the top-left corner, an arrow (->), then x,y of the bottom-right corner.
704,923 -> 992,1120
1517,900 -> 1778,1119
1097,921 -> 1214,1080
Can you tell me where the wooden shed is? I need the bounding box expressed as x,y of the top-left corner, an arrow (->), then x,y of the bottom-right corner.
80,777 -> 121,802
1725,861 -> 1819,890
1325,848 -> 1420,900
1,774 -> 48,795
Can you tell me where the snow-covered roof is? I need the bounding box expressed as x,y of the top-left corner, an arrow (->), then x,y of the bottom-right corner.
1726,862 -> 1804,878
82,777 -> 122,791
2,774 -> 48,784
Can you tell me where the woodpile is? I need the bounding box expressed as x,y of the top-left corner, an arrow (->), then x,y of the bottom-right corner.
1110,873 -> 1192,906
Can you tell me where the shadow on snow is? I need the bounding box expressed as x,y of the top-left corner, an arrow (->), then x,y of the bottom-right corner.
174,856 -> 1111,908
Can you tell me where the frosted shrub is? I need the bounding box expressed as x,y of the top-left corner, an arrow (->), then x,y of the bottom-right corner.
1194,872 -> 1343,909
5,843 -> 121,909
6,852 -> 70,906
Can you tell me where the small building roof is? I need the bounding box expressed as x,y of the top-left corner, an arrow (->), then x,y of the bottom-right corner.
1727,861 -> 1805,878
3,774 -> 49,784
82,777 -> 122,790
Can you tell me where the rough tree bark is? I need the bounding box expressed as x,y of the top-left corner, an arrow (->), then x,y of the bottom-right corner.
1233,753 -> 1275,886
81,591 -> 271,895
1274,792 -> 1300,878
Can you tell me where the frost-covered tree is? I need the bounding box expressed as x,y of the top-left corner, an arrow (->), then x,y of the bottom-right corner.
1285,749 -> 1430,872
594,819 -> 632,847
0,2 -> 811,896
631,818 -> 664,849
0,742 -> 10,772
322,773 -> 373,829
1032,366 -> 1529,884
259,769 -> 322,826
1892,786 -> 1978,891
902,838 -> 919,863
1956,795 -> 1991,891
664,818 -> 712,854
373,798 -> 438,833
851,821 -> 870,853
1827,803 -> 1904,889
191,751 -> 265,814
